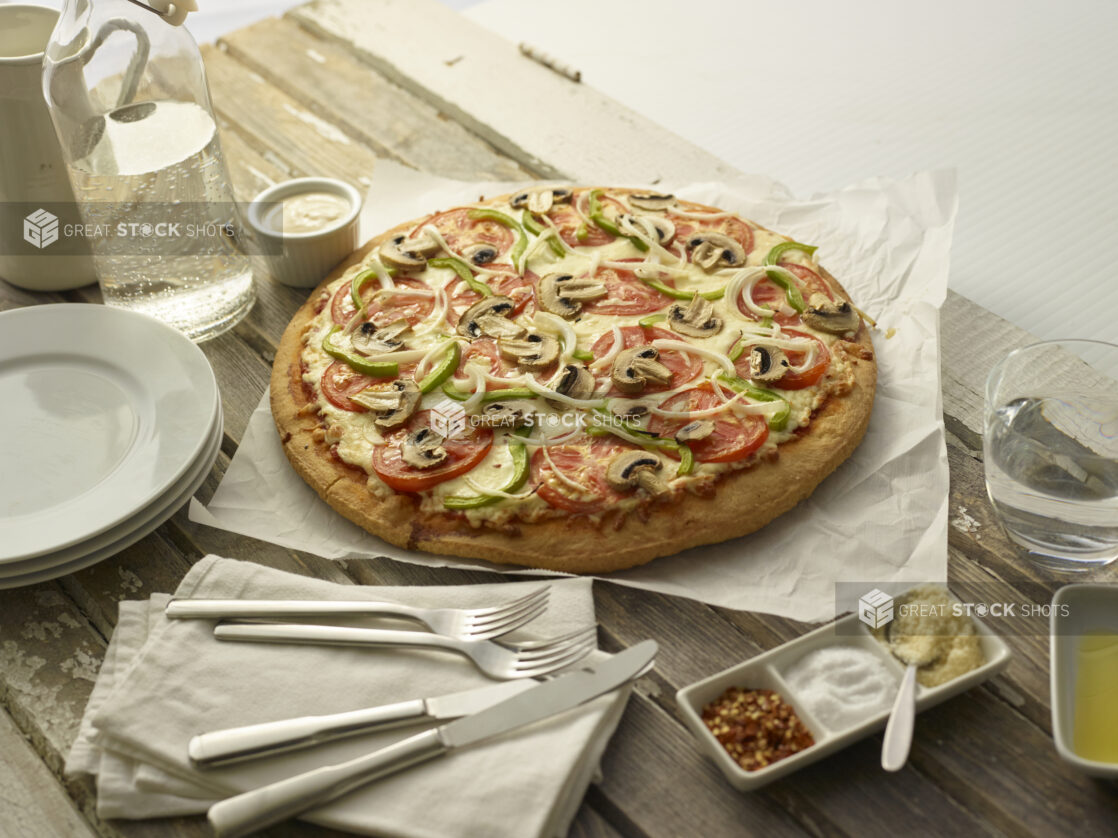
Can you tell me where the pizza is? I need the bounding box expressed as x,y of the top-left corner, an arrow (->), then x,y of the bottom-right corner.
271,186 -> 876,573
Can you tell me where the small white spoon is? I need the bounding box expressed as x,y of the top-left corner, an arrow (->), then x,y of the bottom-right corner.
881,637 -> 938,772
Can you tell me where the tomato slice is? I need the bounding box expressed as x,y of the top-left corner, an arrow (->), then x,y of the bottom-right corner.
647,386 -> 769,463
419,208 -> 515,260
332,276 -> 435,327
321,360 -> 418,412
321,361 -> 377,412
581,266 -> 674,316
529,436 -> 630,513
371,410 -> 494,493
674,214 -> 754,259
733,329 -> 830,390
737,262 -> 834,326
590,325 -> 704,393
445,267 -> 535,326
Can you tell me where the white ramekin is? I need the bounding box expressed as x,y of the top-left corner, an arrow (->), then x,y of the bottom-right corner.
246,177 -> 362,289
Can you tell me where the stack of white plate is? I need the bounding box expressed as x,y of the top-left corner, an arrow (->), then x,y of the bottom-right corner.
0,304 -> 222,589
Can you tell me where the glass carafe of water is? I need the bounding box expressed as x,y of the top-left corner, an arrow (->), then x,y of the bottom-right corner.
42,0 -> 255,341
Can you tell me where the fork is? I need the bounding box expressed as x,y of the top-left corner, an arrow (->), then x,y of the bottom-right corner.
165,586 -> 549,642
212,623 -> 598,680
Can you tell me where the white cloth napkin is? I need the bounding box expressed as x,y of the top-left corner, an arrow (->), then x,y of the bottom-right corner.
66,556 -> 629,838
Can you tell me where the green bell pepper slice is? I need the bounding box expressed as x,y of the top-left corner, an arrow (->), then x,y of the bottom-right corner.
440,383 -> 537,403
634,276 -> 724,302
443,428 -> 531,510
429,256 -> 491,297
571,348 -> 594,363
588,189 -> 648,252
763,241 -> 817,266
638,313 -> 667,328
321,326 -> 398,378
417,341 -> 461,394
762,267 -> 805,314
521,210 -> 566,257
467,208 -> 529,271
761,242 -> 815,314
715,373 -> 790,431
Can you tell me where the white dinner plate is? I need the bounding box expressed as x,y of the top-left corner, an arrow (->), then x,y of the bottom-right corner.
0,402 -> 222,579
0,404 -> 222,589
0,304 -> 219,563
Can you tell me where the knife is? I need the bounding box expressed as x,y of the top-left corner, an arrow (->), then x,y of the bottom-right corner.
188,679 -> 536,768
207,640 -> 657,838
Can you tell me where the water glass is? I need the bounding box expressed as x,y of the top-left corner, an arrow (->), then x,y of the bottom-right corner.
984,340 -> 1118,571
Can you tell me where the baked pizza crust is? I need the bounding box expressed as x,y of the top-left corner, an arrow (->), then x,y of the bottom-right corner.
271,196 -> 876,574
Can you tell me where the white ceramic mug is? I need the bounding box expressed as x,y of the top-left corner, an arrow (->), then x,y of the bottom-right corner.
0,4 -> 96,292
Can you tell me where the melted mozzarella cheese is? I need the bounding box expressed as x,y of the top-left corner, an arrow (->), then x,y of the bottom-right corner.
303,188 -> 860,520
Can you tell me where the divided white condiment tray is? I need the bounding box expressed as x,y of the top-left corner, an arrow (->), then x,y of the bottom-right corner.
1049,584 -> 1118,779
676,609 -> 1012,790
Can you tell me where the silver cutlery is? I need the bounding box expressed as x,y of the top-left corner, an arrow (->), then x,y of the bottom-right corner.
188,679 -> 535,768
213,623 -> 598,681
165,586 -> 549,642
207,640 -> 658,838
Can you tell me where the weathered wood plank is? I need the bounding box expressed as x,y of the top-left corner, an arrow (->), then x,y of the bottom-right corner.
200,45 -> 380,189
568,805 -> 625,838
592,695 -> 810,838
940,288 -> 1039,441
217,16 -> 531,183
0,706 -> 99,838
289,0 -> 758,187
909,688 -> 1118,838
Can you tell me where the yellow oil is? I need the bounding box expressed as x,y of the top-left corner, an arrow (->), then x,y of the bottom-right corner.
1073,630 -> 1118,764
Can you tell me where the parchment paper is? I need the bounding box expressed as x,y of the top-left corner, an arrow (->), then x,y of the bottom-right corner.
190,162 -> 957,622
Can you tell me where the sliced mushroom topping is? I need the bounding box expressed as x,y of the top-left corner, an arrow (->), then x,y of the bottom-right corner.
351,379 -> 421,428
605,450 -> 668,496
498,332 -> 560,370
748,345 -> 791,382
400,427 -> 447,469
675,420 -> 715,443
686,231 -> 746,272
608,398 -> 651,420
611,346 -> 673,394
457,295 -> 526,339
667,294 -> 723,338
618,213 -> 676,245
510,186 -> 573,213
537,272 -> 607,318
471,401 -> 528,428
628,193 -> 676,212
462,242 -> 499,266
553,363 -> 595,401
350,319 -> 410,355
379,232 -> 439,268
801,292 -> 860,334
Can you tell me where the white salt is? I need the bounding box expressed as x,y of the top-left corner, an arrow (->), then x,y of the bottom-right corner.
782,645 -> 899,731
